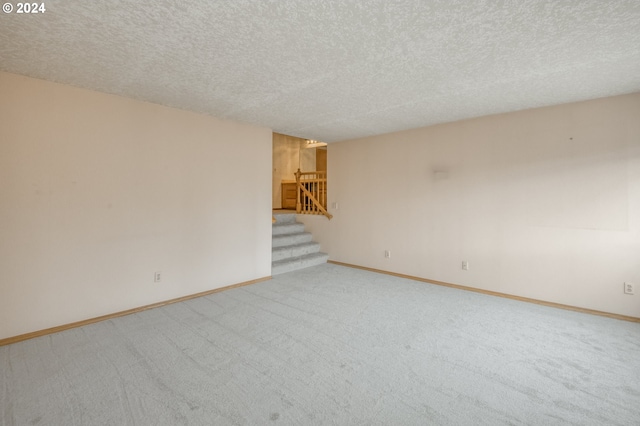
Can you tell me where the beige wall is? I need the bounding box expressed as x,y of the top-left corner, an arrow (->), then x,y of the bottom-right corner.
0,72 -> 273,339
272,133 -> 315,208
299,93 -> 640,317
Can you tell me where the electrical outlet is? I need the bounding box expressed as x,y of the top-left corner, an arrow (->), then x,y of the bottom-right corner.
384,250 -> 391,258
624,282 -> 634,295
154,272 -> 162,283
332,202 -> 339,210
462,261 -> 469,270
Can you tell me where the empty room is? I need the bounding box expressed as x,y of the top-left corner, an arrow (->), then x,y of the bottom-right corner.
1,1 -> 639,425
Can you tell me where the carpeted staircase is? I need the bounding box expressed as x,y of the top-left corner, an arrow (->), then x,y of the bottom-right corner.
272,213 -> 328,275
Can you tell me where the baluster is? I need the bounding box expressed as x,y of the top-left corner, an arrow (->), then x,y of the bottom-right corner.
295,169 -> 302,214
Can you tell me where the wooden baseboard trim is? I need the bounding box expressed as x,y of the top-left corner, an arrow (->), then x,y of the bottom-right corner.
328,261 -> 640,323
0,276 -> 272,347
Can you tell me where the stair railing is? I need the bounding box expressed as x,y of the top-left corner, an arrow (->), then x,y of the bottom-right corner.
294,169 -> 332,219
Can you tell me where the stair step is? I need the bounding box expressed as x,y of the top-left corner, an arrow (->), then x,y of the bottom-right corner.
272,232 -> 313,248
271,212 -> 327,275
272,252 -> 329,275
273,213 -> 297,224
272,241 -> 320,262
272,222 -> 305,236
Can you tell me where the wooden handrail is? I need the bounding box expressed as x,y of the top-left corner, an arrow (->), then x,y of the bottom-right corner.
295,169 -> 332,220
299,184 -> 333,218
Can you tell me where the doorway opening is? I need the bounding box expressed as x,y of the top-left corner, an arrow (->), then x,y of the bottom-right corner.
272,133 -> 328,216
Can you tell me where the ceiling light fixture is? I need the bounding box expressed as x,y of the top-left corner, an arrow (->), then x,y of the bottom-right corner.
305,139 -> 328,148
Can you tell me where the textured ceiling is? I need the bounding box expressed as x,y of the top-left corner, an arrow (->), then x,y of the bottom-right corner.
1,1 -> 640,142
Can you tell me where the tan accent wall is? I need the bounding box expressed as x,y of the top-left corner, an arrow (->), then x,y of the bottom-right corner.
299,92 -> 640,317
0,72 -> 273,339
